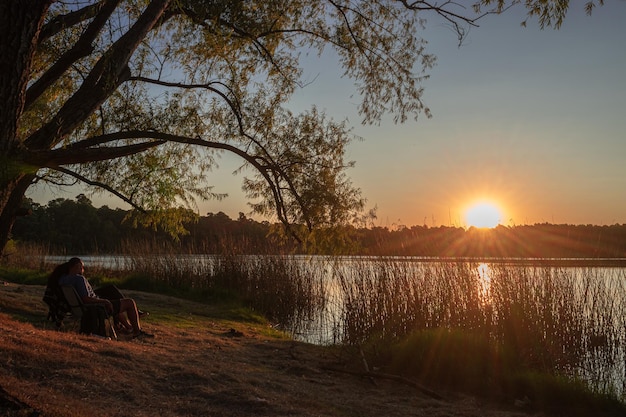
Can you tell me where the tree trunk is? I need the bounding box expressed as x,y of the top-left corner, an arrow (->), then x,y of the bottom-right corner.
0,174 -> 35,255
0,0 -> 50,150
0,1 -> 50,254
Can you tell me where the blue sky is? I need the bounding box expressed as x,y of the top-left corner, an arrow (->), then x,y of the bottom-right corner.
30,2 -> 626,228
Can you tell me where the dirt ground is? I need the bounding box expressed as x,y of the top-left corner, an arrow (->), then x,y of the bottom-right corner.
0,281 -> 540,417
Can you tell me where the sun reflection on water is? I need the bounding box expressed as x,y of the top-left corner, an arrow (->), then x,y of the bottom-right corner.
477,262 -> 492,299
477,262 -> 492,281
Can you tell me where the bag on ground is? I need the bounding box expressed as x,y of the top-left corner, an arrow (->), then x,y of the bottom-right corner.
79,306 -> 108,337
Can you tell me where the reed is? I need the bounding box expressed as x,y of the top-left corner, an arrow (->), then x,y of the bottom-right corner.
335,259 -> 490,344
114,240 -> 327,329
1,241 -> 53,271
331,258 -> 626,399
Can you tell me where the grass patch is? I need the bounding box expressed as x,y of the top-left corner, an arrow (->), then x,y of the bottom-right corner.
387,328 -> 513,394
0,267 -> 47,286
504,372 -> 626,417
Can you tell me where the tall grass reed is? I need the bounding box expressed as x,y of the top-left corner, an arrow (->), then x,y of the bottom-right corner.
331,257 -> 626,398
116,239 -> 328,332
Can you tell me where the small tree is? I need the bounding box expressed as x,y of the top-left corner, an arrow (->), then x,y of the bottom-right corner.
0,0 -> 601,253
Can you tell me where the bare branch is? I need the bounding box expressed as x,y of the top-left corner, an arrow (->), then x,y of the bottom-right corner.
52,166 -> 146,212
396,0 -> 511,45
128,76 -> 245,129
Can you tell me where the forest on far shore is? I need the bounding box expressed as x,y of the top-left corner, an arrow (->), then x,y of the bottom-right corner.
10,195 -> 626,258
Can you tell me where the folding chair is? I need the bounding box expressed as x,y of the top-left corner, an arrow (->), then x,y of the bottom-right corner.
43,285 -> 71,328
60,285 -> 117,340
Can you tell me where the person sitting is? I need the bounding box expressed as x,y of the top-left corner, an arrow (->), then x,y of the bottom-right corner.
92,285 -> 149,319
57,257 -> 153,339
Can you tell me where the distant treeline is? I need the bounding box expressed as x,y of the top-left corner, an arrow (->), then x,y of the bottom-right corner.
367,223 -> 626,258
11,195 -> 626,258
12,195 -> 273,254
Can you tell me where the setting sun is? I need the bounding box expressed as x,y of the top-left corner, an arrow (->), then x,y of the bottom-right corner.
464,201 -> 502,229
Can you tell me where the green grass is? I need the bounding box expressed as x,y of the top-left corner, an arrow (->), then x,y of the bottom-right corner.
504,371 -> 626,417
387,328 -> 512,394
0,266 -> 48,285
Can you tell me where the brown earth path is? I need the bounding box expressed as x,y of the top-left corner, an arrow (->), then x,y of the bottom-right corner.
0,281 -> 539,417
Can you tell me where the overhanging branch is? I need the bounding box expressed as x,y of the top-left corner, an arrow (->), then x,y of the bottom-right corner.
62,129 -> 304,240
29,139 -> 166,167
52,166 -> 146,213
24,0 -> 172,151
38,1 -> 105,42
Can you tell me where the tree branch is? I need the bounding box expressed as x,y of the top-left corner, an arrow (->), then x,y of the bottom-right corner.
38,1 -> 105,42
397,1 -> 513,45
125,78 -> 301,220
29,139 -> 166,167
58,129 -> 305,240
52,166 -> 146,213
24,0 -> 172,151
128,76 -> 246,129
27,0 -> 121,108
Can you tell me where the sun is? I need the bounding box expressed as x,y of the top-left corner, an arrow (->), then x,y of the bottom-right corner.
464,200 -> 502,229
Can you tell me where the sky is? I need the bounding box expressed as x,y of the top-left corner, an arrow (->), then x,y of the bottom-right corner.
29,2 -> 626,229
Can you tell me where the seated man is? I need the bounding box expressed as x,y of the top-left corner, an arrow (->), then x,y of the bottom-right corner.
92,285 -> 149,319
58,257 -> 153,339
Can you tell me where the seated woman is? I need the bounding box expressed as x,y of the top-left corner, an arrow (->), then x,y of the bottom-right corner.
56,257 -> 153,338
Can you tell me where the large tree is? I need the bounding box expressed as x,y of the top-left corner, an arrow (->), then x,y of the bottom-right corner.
0,0 -> 602,253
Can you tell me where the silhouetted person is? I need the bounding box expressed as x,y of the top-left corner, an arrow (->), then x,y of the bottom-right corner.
57,257 -> 153,339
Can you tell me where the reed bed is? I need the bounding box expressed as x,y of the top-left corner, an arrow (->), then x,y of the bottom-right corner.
329,258 -> 626,397
335,260 -> 491,343
117,240 -> 328,331
1,241 -> 53,271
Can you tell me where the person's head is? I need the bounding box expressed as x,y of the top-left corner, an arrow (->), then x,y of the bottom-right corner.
47,262 -> 69,288
47,257 -> 82,287
67,257 -> 84,275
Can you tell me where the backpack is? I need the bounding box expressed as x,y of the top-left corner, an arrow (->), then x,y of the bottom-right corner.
79,306 -> 109,337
